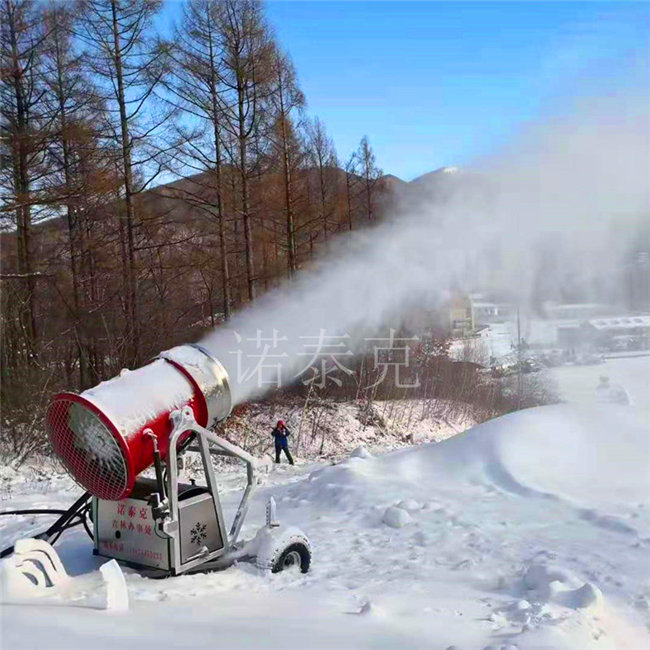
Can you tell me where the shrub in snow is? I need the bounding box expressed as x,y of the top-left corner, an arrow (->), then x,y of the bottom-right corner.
349,445 -> 372,459
382,506 -> 412,528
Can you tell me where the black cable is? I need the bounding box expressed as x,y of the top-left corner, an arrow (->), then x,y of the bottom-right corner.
71,502 -> 93,541
6,509 -> 86,546
0,508 -> 71,517
0,492 -> 92,557
50,503 -> 94,543
0,508 -> 79,549
47,493 -> 92,540
0,500 -> 94,541
81,506 -> 93,540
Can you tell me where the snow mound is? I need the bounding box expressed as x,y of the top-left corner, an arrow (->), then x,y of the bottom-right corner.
397,498 -> 420,512
382,506 -> 412,528
380,403 -> 650,511
349,445 -> 372,459
521,563 -> 603,610
298,404 -> 649,522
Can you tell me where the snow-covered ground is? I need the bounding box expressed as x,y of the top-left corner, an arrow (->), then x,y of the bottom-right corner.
1,358 -> 649,650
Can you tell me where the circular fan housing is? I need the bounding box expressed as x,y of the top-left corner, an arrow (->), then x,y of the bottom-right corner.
46,345 -> 231,500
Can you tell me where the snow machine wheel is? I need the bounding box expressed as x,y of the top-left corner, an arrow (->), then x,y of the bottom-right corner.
271,542 -> 311,574
254,525 -> 311,573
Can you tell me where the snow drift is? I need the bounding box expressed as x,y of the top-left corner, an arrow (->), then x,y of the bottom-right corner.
304,403 -> 649,516
288,403 -> 650,648
382,404 -> 650,512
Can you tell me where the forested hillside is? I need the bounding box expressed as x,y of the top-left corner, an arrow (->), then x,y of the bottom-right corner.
1,0 -> 402,432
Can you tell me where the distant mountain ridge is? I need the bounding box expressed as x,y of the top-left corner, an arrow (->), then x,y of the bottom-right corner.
380,166 -> 460,186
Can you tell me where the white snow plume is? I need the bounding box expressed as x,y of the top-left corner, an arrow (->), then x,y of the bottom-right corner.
202,94 -> 650,405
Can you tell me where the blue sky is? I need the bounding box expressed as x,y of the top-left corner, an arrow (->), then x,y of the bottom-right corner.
163,1 -> 649,180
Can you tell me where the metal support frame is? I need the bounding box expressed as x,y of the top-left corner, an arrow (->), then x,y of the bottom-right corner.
160,406 -> 257,575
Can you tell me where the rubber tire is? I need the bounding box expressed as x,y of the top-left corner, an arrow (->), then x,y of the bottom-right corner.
271,541 -> 311,574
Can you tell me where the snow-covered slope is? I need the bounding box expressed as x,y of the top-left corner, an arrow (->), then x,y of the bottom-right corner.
382,403 -> 649,512
226,397 -> 474,462
550,355 -> 650,411
2,401 -> 649,649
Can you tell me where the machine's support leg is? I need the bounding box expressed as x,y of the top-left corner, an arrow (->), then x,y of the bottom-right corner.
197,431 -> 229,551
229,483 -> 253,543
160,407 -> 259,574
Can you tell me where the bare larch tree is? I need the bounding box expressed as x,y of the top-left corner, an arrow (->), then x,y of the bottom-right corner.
78,0 -> 167,365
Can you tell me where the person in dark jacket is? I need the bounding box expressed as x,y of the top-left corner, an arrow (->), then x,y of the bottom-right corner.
272,420 -> 294,465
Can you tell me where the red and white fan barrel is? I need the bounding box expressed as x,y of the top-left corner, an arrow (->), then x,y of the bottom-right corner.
46,344 -> 231,501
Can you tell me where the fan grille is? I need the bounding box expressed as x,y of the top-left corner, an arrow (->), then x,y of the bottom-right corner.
47,398 -> 128,500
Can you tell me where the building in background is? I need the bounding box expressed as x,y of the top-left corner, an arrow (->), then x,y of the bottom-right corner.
447,293 -> 517,338
543,302 -> 614,320
628,251 -> 650,312
448,294 -> 474,338
556,315 -> 650,352
584,315 -> 650,351
470,296 -> 516,325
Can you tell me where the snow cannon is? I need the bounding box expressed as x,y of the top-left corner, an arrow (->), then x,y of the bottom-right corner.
46,344 -> 232,501
18,343 -> 313,578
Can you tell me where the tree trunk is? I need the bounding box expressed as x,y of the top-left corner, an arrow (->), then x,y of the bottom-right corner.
52,18 -> 92,388
111,0 -> 139,365
346,171 -> 354,231
8,6 -> 37,358
207,28 -> 231,321
281,116 -> 297,278
318,158 -> 328,243
237,77 -> 255,302
365,173 -> 372,221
